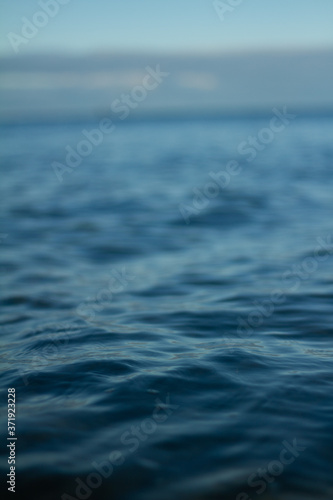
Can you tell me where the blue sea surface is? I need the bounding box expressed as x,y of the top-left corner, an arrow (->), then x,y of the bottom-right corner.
1,115 -> 333,500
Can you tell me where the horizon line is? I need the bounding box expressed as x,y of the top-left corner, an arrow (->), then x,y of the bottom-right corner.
1,106 -> 333,127
1,45 -> 333,60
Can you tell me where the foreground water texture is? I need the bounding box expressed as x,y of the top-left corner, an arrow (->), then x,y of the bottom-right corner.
1,115 -> 333,500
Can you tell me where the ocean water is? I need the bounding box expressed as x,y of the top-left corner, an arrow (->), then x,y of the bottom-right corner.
1,115 -> 333,500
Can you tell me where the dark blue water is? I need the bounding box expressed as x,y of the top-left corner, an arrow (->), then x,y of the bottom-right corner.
1,115 -> 333,500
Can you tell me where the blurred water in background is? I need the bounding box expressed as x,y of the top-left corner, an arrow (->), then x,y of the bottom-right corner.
1,114 -> 333,499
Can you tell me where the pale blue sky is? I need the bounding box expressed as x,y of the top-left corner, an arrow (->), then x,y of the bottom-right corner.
1,0 -> 333,55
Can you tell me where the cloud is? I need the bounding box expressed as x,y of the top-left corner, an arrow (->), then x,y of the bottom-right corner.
0,49 -> 332,122
0,71 -> 146,90
177,72 -> 218,91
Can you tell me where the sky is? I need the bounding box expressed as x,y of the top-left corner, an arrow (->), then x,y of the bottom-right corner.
1,0 -> 333,55
0,1 -> 333,121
